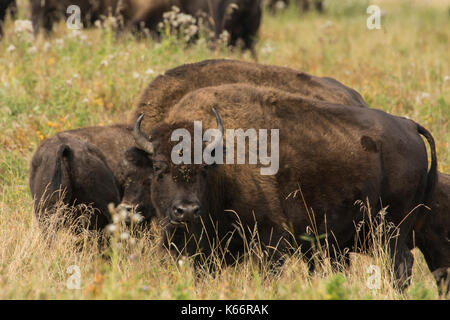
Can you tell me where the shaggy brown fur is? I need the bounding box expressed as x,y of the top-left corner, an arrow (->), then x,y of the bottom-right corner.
131,59 -> 368,133
29,125 -> 155,230
133,84 -> 437,289
29,132 -> 120,230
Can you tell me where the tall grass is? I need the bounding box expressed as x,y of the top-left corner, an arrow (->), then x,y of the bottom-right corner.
0,0 -> 448,299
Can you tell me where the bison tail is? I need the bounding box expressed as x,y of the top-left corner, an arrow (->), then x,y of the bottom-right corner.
417,124 -> 438,208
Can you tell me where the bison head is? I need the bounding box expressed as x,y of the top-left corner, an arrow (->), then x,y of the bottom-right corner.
117,146 -> 155,223
131,109 -> 224,231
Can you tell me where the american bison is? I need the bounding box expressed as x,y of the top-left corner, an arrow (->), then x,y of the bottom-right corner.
29,0 -> 143,34
29,132 -> 120,231
411,172 -> 449,294
29,125 -> 155,231
209,0 -> 262,51
131,59 -> 368,133
0,0 -> 16,38
131,83 -> 437,289
133,0 -> 262,51
29,0 -> 262,51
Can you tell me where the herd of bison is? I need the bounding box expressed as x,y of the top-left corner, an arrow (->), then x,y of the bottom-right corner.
1,1 -> 448,295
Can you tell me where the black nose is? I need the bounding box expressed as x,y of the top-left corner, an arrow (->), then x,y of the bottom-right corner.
172,202 -> 201,221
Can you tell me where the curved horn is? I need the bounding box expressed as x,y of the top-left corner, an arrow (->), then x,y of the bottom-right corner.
209,107 -> 224,151
132,114 -> 154,155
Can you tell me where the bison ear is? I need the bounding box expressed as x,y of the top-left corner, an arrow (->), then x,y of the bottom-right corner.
124,147 -> 153,168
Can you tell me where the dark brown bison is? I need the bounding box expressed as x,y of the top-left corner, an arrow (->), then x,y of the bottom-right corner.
29,125 -> 155,231
208,0 -> 262,51
130,0 -> 262,51
29,0 -> 148,34
266,0 -> 323,13
131,59 -> 368,133
0,0 -> 16,38
131,83 -> 437,289
411,172 -> 449,294
60,125 -> 155,221
29,132 -> 120,230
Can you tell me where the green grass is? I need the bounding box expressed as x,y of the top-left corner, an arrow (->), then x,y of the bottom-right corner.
0,0 -> 448,299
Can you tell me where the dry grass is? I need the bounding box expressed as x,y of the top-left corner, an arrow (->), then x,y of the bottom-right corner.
0,0 -> 448,299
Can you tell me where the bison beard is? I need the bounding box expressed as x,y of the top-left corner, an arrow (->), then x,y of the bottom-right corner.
132,84 -> 437,290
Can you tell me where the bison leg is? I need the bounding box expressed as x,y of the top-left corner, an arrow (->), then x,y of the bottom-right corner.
390,244 -> 414,291
297,0 -> 310,12
314,0 -> 324,13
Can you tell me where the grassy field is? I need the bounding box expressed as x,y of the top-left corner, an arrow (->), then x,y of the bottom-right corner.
0,0 -> 448,299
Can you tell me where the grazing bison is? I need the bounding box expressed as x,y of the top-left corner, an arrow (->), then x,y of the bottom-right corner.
29,125 -> 155,231
131,0 -> 262,51
411,172 -> 449,294
131,84 -> 437,289
29,132 -> 120,230
131,59 -> 368,133
0,0 -> 16,38
209,0 -> 262,51
29,0 -> 150,34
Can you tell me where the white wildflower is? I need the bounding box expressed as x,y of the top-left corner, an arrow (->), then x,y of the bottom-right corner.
119,232 -> 130,241
43,41 -> 51,52
27,46 -> 38,54
145,68 -> 155,75
7,44 -> 16,53
132,72 -> 140,79
415,92 -> 430,104
112,214 -> 121,224
118,206 -> 129,221
14,20 -> 34,34
130,213 -> 144,224
275,1 -> 286,10
219,30 -> 230,44
260,42 -> 274,55
105,224 -> 117,233
321,20 -> 333,29
54,38 -> 65,47
79,34 -> 88,42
